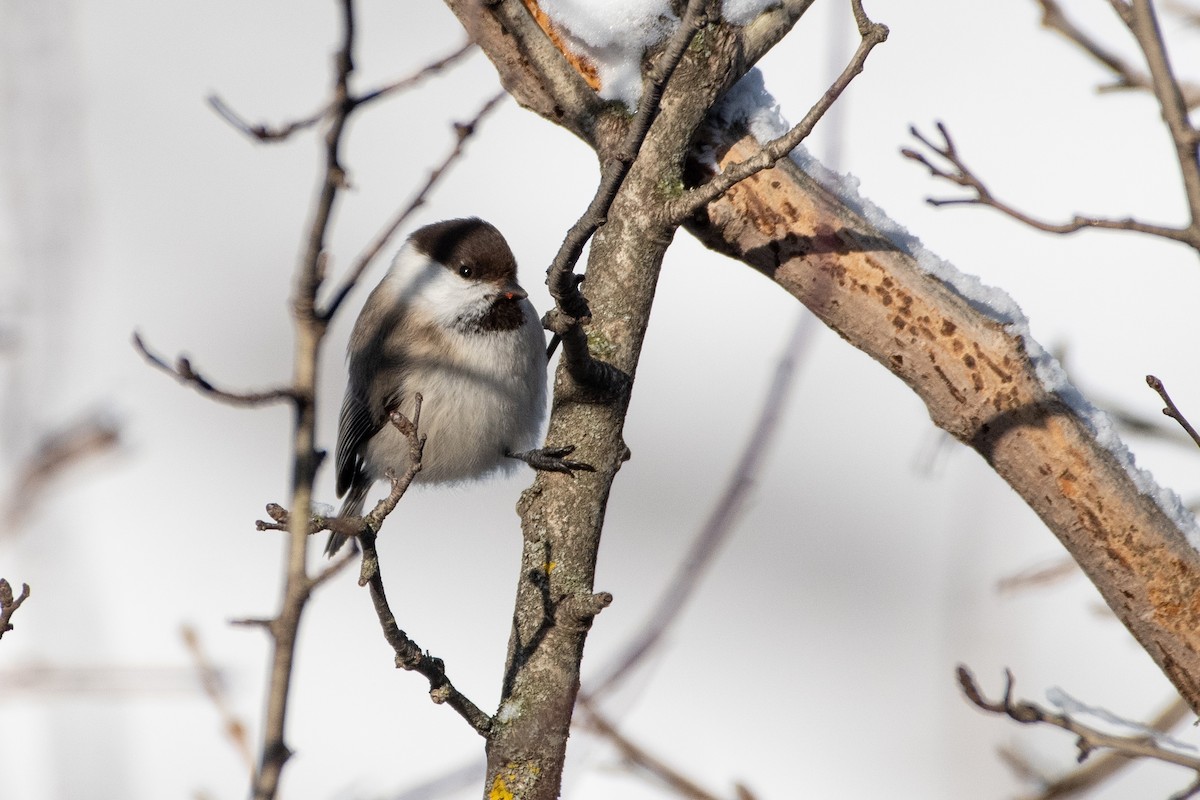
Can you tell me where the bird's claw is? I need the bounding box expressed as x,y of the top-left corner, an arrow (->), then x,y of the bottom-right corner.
507,445 -> 596,476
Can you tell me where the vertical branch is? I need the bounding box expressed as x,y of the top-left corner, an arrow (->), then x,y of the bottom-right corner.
252,1 -> 355,797
1127,0 -> 1200,230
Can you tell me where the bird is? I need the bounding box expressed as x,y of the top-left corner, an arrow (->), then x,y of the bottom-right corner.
325,217 -> 590,556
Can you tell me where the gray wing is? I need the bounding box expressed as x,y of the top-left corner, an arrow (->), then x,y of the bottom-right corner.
335,387 -> 379,498
335,283 -> 407,497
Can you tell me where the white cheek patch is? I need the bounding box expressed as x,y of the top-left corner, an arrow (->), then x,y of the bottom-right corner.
384,246 -> 494,328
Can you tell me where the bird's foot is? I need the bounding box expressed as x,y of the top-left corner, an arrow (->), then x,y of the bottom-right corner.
507,445 -> 595,476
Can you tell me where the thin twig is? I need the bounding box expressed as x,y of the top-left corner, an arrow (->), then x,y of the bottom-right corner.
6,411 -> 120,524
1034,0 -> 1200,108
541,0 -> 712,394
1016,696 -> 1193,800
667,0 -> 888,220
577,697 -> 755,800
355,396 -> 491,735
958,665 -> 1200,779
133,332 -> 298,407
902,122 -> 1200,246
320,91 -> 506,321
1125,0 -> 1200,236
0,579 -> 30,640
1147,375 -> 1200,448
207,41 -> 474,143
181,624 -> 256,777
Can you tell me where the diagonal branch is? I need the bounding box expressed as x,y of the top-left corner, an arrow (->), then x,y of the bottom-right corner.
666,0 -> 888,221
1125,0 -> 1200,233
958,666 -> 1200,781
1147,375 -> 1200,449
443,0 -> 600,142
207,41 -> 475,143
132,332 -> 298,407
320,91 -> 506,321
902,121 -> 1200,246
1035,0 -> 1200,108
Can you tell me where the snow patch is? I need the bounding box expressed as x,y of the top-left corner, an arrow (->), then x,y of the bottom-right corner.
537,1 -> 781,107
1047,686 -> 1198,752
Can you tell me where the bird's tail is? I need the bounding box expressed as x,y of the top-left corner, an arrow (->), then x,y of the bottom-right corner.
324,485 -> 368,558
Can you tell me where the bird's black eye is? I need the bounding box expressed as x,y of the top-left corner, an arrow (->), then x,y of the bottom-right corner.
457,264 -> 474,279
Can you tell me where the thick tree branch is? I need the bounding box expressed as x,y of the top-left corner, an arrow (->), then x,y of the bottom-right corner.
443,0 -> 600,142
686,131 -> 1200,712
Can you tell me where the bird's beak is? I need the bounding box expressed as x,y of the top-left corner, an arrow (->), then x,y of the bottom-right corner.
499,282 -> 527,301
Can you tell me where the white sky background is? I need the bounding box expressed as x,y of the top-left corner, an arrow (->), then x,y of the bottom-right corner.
3,1 -> 1200,798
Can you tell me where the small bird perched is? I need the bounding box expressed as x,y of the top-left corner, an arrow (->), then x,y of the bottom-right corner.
325,218 -> 589,556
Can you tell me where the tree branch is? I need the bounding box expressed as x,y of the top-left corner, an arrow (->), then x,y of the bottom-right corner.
1035,0 -> 1200,108
320,90 -> 506,321
686,130 -> 1200,713
667,0 -> 888,221
577,697 -> 756,800
252,0 -> 356,796
0,579 -> 30,640
1147,374 -> 1200,449
902,122 -> 1200,246
958,666 -> 1200,786
907,1 -> 1200,252
207,41 -> 475,144
132,332 -> 298,407
1125,0 -> 1200,233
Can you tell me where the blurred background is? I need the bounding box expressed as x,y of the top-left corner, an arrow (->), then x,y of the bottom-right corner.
3,1 -> 1200,798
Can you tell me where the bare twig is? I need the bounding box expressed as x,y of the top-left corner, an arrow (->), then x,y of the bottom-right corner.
359,527 -> 492,735
1124,0 -> 1200,235
958,665 -> 1200,782
902,122 -> 1199,246
207,41 -> 475,143
256,399 -> 487,733
320,91 -> 506,321
578,698 -> 755,800
1034,0 -> 1200,108
133,332 -> 297,407
667,0 -> 888,220
181,624 -> 255,777
541,0 -> 712,395
1147,375 -> 1200,448
1013,696 -> 1193,800
997,556 -> 1079,594
6,411 -> 120,524
908,0 -> 1200,253
0,579 -> 30,640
